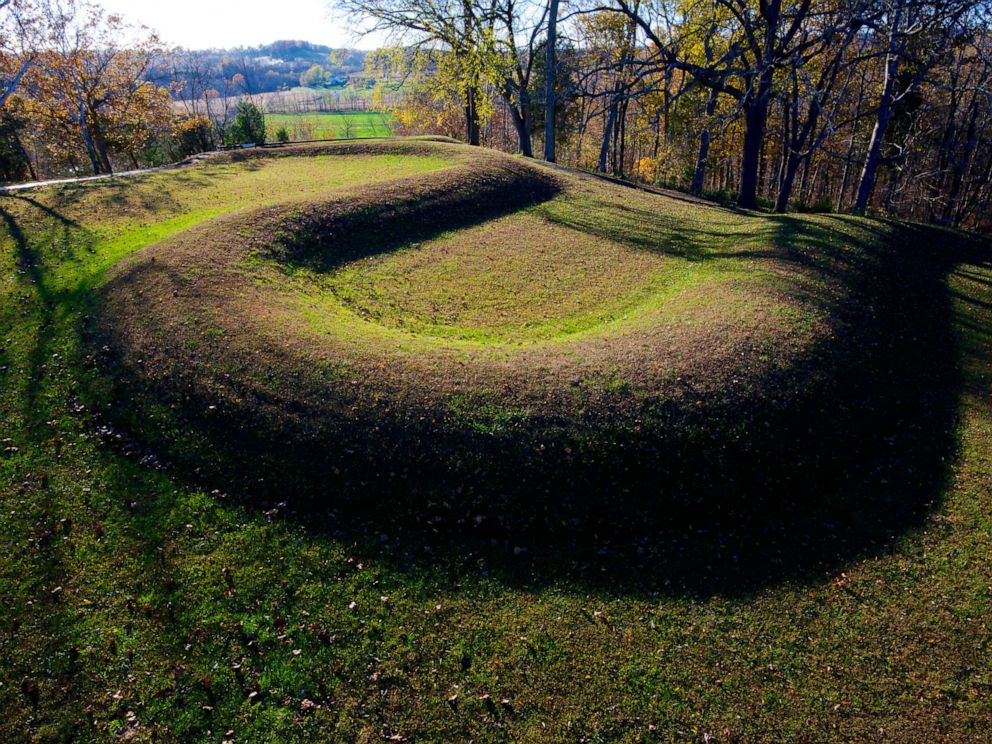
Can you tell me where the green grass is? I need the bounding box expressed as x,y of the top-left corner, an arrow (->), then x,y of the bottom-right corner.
265,112 -> 394,141
1,141 -> 991,742
320,212 -> 738,344
303,188 -> 824,348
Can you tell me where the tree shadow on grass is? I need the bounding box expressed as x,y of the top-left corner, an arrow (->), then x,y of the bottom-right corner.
90,202 -> 989,600
0,203 -> 61,433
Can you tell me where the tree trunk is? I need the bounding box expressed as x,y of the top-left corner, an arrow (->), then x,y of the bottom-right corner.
775,95 -> 821,213
738,102 -> 767,208
616,97 -> 628,177
854,7 -> 903,213
11,128 -> 36,180
507,98 -> 533,157
543,0 -> 559,162
776,96 -> 789,193
854,101 -> 893,212
930,72 -> 961,221
775,151 -> 802,213
942,100 -> 980,225
77,104 -> 103,175
691,91 -> 718,194
955,142 -> 992,227
836,74 -> 867,212
737,65 -> 773,209
598,98 -> 618,173
0,58 -> 32,110
465,85 -> 480,146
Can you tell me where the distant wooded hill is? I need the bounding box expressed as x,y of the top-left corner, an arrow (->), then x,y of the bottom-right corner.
151,41 -> 368,99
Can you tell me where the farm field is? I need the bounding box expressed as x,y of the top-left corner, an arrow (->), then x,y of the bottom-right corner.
0,139 -> 990,741
265,111 -> 394,141
174,83 -> 397,121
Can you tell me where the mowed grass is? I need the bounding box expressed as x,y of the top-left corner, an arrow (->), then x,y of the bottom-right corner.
322,212 -> 719,343
1,143 -> 991,742
265,111 -> 394,141
296,190 -> 807,348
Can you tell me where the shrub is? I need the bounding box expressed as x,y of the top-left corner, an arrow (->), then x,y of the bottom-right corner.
169,115 -> 215,158
225,101 -> 266,146
299,63 -> 328,88
795,196 -> 836,214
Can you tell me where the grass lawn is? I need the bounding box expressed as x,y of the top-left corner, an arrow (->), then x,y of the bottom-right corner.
265,112 -> 394,141
1,140 -> 990,742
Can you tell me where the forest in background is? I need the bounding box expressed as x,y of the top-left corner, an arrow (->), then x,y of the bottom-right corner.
0,1 -> 375,180
2,0 -> 992,232
345,0 -> 992,229
155,40 -> 367,100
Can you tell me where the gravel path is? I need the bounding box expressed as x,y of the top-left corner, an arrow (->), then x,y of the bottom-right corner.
0,152 -> 218,193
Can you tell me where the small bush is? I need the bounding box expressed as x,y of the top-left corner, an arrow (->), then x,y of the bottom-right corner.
169,115 -> 215,159
795,196 -> 836,214
224,101 -> 266,146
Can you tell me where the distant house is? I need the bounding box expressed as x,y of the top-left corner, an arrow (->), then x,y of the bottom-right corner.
347,74 -> 376,90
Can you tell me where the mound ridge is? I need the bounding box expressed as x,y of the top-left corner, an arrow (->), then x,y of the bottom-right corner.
93,139 -> 930,511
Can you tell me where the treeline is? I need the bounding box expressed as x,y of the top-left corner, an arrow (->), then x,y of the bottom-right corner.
0,1 -> 365,181
341,0 -> 992,230
0,0 -> 187,180
159,42 -> 367,102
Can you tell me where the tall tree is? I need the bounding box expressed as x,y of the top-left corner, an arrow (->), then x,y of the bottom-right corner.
853,0 -> 976,212
334,0 -> 494,144
0,0 -> 42,109
491,0 -> 549,156
608,0 -> 831,208
20,0 -> 173,174
544,0 -> 560,160
772,0 -> 869,211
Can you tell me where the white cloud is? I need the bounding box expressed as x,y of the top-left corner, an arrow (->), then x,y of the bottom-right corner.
99,0 -> 381,50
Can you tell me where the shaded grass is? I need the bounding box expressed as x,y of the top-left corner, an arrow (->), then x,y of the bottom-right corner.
0,140 -> 990,742
94,145 -> 826,518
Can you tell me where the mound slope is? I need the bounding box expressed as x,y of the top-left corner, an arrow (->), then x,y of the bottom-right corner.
94,140 -> 923,509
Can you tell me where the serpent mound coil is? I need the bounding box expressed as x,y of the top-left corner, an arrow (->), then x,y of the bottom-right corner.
95,140 -> 872,504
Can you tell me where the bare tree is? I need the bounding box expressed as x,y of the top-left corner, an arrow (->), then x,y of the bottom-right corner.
608,0 -> 832,208
490,0 -> 551,156
544,0 -> 559,160
0,0 -> 43,109
853,0 -> 977,212
332,0 -> 493,144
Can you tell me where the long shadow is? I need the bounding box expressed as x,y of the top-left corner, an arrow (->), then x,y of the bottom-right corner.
261,157 -> 562,273
8,194 -> 82,229
0,204 -> 59,432
293,218 -> 973,598
89,198 -> 988,599
0,199 -> 186,732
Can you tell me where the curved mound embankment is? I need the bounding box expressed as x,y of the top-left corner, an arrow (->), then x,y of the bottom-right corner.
94,140 -> 929,510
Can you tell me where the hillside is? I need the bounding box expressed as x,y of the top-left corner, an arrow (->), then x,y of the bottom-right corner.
1,140 -> 990,740
157,40 -> 367,99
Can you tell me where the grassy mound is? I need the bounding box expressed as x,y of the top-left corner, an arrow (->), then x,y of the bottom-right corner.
95,140 -> 950,520
3,137 -> 991,741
